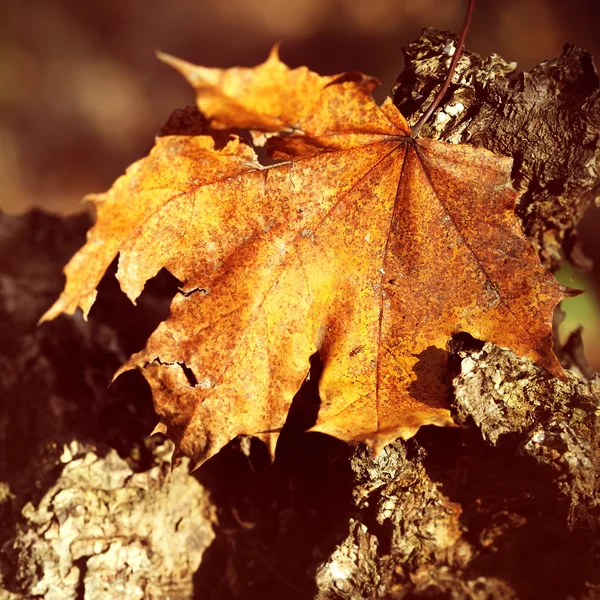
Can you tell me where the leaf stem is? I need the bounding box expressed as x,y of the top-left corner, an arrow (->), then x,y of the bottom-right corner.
411,0 -> 476,138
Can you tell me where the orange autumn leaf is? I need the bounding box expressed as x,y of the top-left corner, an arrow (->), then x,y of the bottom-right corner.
42,48 -> 566,466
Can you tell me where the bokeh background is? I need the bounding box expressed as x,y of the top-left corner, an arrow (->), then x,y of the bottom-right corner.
3,0 -> 600,366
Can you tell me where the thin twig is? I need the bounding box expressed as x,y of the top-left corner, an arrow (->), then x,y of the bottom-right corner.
411,0 -> 476,137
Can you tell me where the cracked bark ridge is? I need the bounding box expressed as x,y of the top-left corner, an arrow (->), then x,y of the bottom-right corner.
316,442 -> 481,599
454,342 -> 600,518
2,441 -> 214,600
316,440 -> 518,599
392,28 -> 600,270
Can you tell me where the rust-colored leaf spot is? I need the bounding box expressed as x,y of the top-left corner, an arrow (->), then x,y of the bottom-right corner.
42,49 -> 566,466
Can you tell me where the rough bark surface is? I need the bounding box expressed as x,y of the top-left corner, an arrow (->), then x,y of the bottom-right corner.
5,443 -> 214,600
1,29 -> 600,600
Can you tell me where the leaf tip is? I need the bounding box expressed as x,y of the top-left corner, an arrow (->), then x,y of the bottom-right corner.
38,295 -> 94,326
189,457 -> 203,473
559,284 -> 584,299
156,50 -> 178,68
151,421 -> 168,437
38,305 -> 59,326
112,359 -> 136,384
156,51 -> 199,84
549,356 -> 569,382
268,43 -> 281,62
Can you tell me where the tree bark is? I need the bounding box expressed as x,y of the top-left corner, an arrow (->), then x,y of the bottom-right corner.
1,29 -> 599,600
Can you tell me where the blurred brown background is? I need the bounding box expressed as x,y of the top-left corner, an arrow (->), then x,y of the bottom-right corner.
2,0 -> 600,368
3,0 -> 599,215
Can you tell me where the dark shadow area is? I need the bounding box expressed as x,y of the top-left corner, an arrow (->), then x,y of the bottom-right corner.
446,331 -> 486,374
0,209 -> 92,346
407,345 -> 450,409
0,210 -> 179,494
88,259 -> 180,356
416,424 -> 600,599
193,354 -> 356,600
448,331 -> 485,352
158,106 -> 237,151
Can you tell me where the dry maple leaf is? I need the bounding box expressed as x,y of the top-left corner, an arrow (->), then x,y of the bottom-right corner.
42,48 -> 566,466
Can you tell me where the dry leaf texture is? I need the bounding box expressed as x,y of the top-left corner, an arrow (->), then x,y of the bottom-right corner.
43,49 -> 565,465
